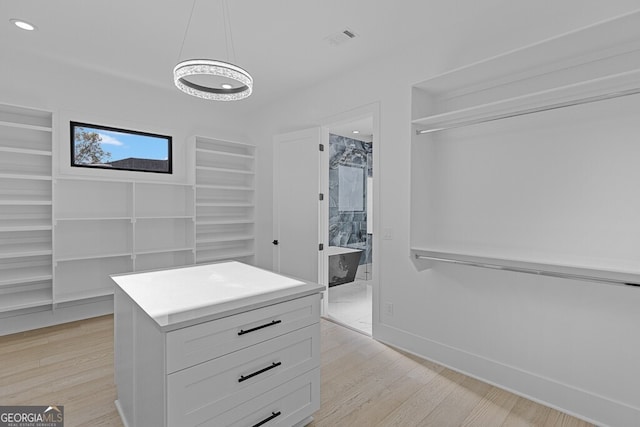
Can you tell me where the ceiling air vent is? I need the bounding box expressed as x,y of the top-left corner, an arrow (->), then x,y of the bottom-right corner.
324,28 -> 358,47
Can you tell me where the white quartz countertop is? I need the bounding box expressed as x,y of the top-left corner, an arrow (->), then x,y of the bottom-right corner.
111,261 -> 323,329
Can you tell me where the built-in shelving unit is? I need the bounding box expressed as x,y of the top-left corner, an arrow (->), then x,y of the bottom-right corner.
410,14 -> 640,286
413,69 -> 640,135
194,136 -> 256,264
0,106 -> 255,319
53,178 -> 195,303
411,23 -> 640,131
0,104 -> 54,313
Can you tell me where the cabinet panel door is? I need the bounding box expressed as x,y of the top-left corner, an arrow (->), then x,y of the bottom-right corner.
166,294 -> 320,373
167,324 -> 319,426
187,368 -> 319,427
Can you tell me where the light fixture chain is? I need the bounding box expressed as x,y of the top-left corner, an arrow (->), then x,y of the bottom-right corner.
173,0 -> 252,101
177,0 -> 198,62
222,0 -> 237,64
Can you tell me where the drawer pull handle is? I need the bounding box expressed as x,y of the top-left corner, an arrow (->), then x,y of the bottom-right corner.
238,320 -> 282,336
239,362 -> 282,383
252,411 -> 281,427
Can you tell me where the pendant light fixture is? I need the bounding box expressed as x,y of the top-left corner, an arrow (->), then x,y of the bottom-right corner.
173,0 -> 253,101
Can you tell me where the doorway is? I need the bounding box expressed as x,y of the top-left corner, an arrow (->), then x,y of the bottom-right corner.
324,116 -> 374,335
272,105 -> 379,336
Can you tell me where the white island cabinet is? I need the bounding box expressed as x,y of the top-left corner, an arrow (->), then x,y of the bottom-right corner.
111,261 -> 324,427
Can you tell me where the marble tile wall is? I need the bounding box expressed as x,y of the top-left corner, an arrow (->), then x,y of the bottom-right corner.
329,134 -> 372,265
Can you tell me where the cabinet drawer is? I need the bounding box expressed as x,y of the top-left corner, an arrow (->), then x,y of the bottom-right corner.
166,293 -> 320,373
186,368 -> 320,427
167,324 -> 319,426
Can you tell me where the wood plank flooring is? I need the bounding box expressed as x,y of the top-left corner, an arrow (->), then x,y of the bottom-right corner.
0,315 -> 594,427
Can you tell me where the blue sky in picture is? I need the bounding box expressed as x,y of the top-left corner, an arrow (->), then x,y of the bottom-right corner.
81,126 -> 169,161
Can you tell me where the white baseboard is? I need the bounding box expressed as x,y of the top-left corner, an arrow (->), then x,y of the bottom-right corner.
0,298 -> 114,336
374,323 -> 640,427
114,400 -> 130,427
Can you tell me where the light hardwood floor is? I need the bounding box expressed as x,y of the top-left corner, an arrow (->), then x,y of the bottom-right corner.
0,315 -> 593,427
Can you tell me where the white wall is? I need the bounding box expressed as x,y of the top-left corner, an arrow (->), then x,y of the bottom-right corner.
1,45 -> 251,157
248,4 -> 640,426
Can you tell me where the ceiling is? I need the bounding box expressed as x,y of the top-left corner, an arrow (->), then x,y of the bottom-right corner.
1,0 -> 447,110
1,1 -> 639,113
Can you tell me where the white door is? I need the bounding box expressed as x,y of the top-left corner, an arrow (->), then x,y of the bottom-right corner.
273,128 -> 324,285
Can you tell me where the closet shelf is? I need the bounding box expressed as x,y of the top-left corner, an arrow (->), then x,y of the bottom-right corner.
413,68 -> 640,134
0,250 -> 52,259
0,225 -> 52,232
196,250 -> 255,263
412,248 -> 640,287
0,291 -> 52,313
135,215 -> 194,220
0,146 -> 52,156
195,148 -> 254,159
196,165 -> 254,175
54,176 -> 128,184
0,200 -> 52,206
0,273 -> 53,287
54,177 -> 191,186
55,216 -> 132,222
135,247 -> 194,256
0,173 -> 52,181
196,219 -> 254,226
0,194 -> 51,203
0,120 -> 52,132
134,181 -> 194,187
55,252 -> 133,263
196,235 -> 254,244
54,289 -> 113,304
196,202 -> 254,207
196,184 -> 254,191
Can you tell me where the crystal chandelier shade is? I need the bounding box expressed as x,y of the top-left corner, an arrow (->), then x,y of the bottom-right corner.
173,59 -> 253,101
173,0 -> 253,101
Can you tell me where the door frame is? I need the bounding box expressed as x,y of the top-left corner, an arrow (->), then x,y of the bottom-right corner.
320,103 -> 380,331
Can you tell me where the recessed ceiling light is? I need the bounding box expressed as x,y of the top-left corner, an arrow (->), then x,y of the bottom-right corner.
10,19 -> 37,31
352,130 -> 360,134
221,84 -> 233,90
